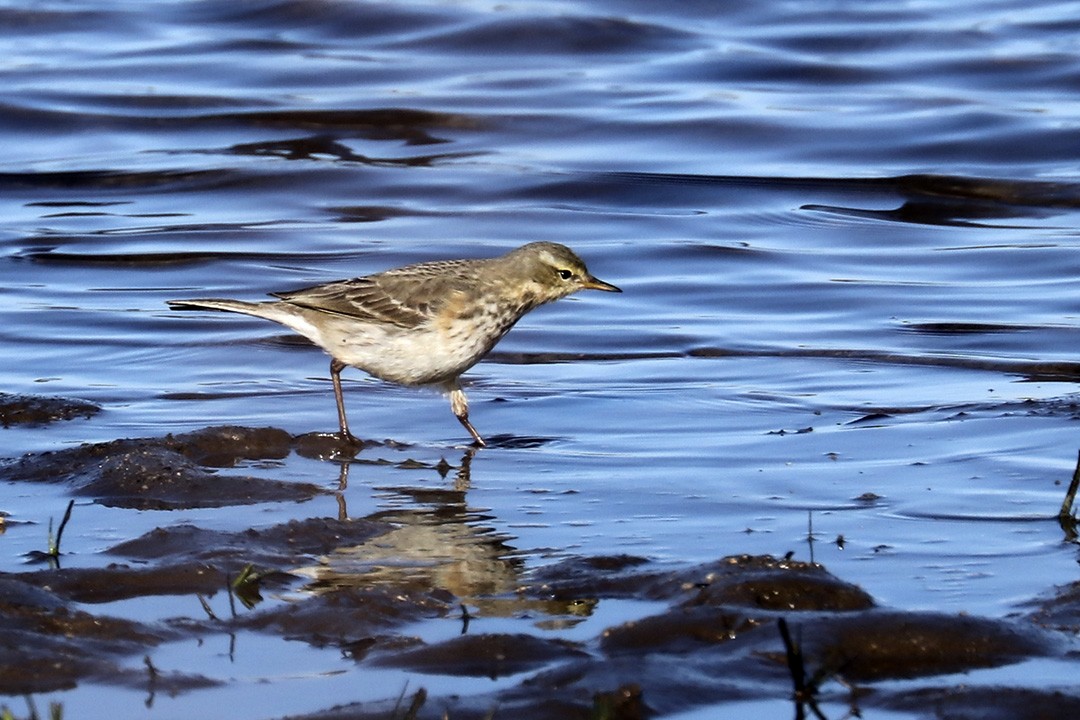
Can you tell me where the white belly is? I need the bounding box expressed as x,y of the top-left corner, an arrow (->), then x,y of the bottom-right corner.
316,316 -> 499,386
256,298 -> 514,387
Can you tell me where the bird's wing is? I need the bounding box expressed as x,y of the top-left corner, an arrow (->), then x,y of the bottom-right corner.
272,260 -> 475,330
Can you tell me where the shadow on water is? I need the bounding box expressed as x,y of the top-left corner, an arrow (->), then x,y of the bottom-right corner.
488,345 -> 1080,384
528,170 -> 1080,226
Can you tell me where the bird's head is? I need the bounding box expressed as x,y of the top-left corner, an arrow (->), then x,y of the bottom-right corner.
509,242 -> 621,303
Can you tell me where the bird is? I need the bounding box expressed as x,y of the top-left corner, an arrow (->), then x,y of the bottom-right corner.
168,242 -> 620,447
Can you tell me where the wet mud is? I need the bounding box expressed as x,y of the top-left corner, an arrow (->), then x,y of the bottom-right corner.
0,393 -> 100,428
3,426 -> 323,509
2,419 -> 1080,718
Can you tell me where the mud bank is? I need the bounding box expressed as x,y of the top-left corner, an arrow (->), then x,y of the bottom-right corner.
1,424 -> 1079,718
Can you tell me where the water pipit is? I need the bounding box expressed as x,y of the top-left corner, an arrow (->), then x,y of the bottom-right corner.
168,242 -> 620,446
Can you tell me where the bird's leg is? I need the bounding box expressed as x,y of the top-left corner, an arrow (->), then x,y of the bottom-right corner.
330,359 -> 361,445
449,386 -> 486,447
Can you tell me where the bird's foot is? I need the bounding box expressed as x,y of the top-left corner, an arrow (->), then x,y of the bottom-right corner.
293,430 -> 365,461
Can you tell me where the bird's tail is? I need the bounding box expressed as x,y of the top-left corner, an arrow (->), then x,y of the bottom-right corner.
167,298 -> 276,319
168,297 -> 328,351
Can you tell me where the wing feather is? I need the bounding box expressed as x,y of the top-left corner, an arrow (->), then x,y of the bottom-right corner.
272,259 -> 481,330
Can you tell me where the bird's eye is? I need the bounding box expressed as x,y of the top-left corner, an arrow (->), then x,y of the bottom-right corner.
558,269 -> 573,280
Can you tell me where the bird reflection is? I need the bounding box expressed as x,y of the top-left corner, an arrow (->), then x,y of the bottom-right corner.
298,445 -> 597,627
330,445 -> 476,520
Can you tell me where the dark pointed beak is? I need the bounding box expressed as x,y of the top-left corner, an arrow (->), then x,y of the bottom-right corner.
580,275 -> 622,293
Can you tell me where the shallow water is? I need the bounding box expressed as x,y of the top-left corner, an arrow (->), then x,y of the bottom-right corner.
3,0 -> 1080,717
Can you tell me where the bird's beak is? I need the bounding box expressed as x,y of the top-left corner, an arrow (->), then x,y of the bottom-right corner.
581,275 -> 622,293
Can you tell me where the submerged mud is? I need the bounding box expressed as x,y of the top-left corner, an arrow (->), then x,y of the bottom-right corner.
0,392 -> 100,428
1,421 -> 1079,717
0,575 -> 207,695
